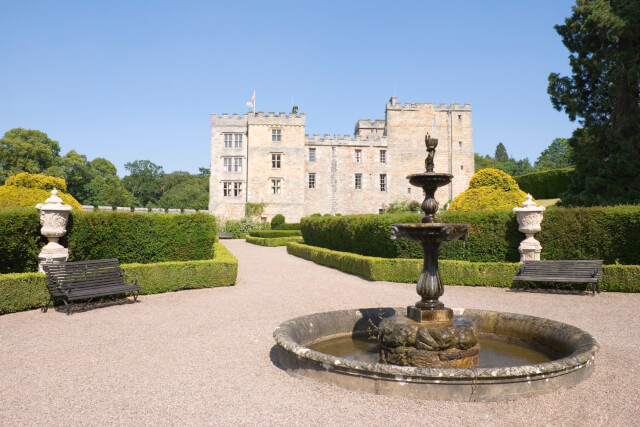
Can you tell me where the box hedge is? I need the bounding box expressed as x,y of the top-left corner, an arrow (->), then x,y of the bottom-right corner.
245,235 -> 304,247
0,208 -> 44,274
65,211 -> 217,264
273,222 -> 301,230
301,205 -> 640,265
0,243 -> 237,315
515,167 -> 574,199
248,230 -> 301,238
287,242 -> 640,292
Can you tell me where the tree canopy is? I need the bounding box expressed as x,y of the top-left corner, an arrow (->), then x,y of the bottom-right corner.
0,128 -> 61,183
534,138 -> 572,170
548,0 -> 640,205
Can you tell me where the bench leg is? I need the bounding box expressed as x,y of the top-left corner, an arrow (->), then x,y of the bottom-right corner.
42,297 -> 54,313
62,299 -> 72,315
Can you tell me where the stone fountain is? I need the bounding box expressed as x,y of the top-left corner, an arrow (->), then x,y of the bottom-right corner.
380,135 -> 477,368
274,135 -> 599,401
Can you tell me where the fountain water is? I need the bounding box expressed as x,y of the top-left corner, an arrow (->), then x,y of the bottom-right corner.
274,135 -> 599,401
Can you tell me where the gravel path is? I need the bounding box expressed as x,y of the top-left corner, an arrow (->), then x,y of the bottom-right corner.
1,240 -> 639,426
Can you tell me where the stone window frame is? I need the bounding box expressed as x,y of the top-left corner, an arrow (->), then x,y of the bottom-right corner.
233,182 -> 242,197
223,157 -> 233,172
271,153 -> 282,169
233,157 -> 242,173
271,179 -> 282,195
308,173 -> 316,189
223,181 -> 242,197
234,134 -> 243,149
380,174 -> 387,192
224,134 -> 233,148
380,150 -> 386,164
355,149 -> 362,163
272,129 -> 282,142
355,173 -> 362,190
309,148 -> 316,162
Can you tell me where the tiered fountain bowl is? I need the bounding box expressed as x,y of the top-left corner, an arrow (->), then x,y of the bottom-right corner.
274,136 -> 599,401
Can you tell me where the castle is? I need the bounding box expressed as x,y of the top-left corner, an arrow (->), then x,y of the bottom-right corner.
209,97 -> 474,222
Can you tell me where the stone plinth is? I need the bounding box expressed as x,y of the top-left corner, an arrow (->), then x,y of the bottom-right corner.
35,188 -> 72,272
513,194 -> 546,262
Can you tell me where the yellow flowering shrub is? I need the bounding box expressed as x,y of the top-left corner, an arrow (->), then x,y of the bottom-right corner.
448,168 -> 529,212
5,172 -> 67,192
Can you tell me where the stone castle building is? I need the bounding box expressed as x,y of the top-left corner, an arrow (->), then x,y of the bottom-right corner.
209,97 -> 474,222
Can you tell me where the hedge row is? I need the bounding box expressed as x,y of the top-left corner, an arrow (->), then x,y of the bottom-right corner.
248,230 -> 301,238
273,223 -> 301,230
301,211 -> 521,262
0,209 -> 43,274
286,242 -> 640,292
0,209 -> 218,273
514,167 -> 574,199
66,211 -> 217,264
300,205 -> 640,264
0,243 -> 237,315
245,235 -> 304,247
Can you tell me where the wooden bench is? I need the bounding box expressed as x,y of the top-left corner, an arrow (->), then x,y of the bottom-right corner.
513,260 -> 603,296
42,259 -> 141,314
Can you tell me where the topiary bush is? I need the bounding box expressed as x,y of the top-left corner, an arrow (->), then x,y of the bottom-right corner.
448,168 -> 529,212
271,214 -> 285,229
248,230 -> 301,238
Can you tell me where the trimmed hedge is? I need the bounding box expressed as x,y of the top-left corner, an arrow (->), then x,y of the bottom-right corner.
515,167 -> 574,199
66,211 -> 217,264
301,211 -> 522,262
246,235 -> 304,247
0,243 -> 237,315
301,206 -> 640,265
0,208 -> 43,274
273,223 -> 301,230
286,242 -> 640,292
248,230 -> 301,238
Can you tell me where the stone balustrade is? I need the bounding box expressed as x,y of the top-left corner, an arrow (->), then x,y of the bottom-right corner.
81,205 -> 210,214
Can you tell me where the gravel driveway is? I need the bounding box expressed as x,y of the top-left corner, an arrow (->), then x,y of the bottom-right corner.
1,240 -> 638,426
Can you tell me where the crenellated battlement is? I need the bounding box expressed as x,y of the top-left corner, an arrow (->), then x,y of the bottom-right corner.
386,96 -> 471,112
212,111 -> 306,127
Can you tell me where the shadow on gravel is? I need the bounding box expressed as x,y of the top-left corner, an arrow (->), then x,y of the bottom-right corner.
269,345 -> 285,371
48,296 -> 139,315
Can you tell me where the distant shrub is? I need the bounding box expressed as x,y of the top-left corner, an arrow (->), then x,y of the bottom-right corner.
448,168 -> 528,212
386,200 -> 421,213
514,167 -> 574,199
246,235 -> 304,246
271,214 -> 285,229
274,222 -> 301,230
222,217 -> 269,238
248,230 -> 301,238
310,213 -> 322,217
5,172 -> 67,192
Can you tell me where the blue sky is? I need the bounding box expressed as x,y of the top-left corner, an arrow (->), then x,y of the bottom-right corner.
1,0 -> 577,176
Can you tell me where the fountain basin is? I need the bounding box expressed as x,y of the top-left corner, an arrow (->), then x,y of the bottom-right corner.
391,223 -> 469,243
274,307 -> 598,401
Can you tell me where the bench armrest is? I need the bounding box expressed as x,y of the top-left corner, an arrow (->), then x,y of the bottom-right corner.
120,269 -> 138,287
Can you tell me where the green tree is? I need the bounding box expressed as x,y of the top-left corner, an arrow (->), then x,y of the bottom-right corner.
85,175 -> 138,207
58,150 -> 96,203
122,160 -> 165,207
0,128 -> 61,183
494,142 -> 509,163
548,0 -> 640,205
535,138 -> 572,170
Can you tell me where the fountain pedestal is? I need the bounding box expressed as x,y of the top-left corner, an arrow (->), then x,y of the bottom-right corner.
379,135 -> 479,368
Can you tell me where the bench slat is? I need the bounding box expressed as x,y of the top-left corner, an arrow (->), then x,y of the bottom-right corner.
513,260 -> 602,295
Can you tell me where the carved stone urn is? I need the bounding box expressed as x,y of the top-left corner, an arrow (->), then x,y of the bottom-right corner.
35,188 -> 72,272
513,194 -> 545,262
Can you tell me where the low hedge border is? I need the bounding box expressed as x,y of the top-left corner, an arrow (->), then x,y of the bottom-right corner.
246,235 -> 304,247
286,242 -> 640,292
0,243 -> 238,315
248,230 -> 302,238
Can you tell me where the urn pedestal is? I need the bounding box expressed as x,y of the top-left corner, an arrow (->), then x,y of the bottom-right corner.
513,194 -> 545,262
36,188 -> 72,272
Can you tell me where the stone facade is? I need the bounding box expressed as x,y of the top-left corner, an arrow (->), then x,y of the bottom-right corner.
210,97 -> 474,222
